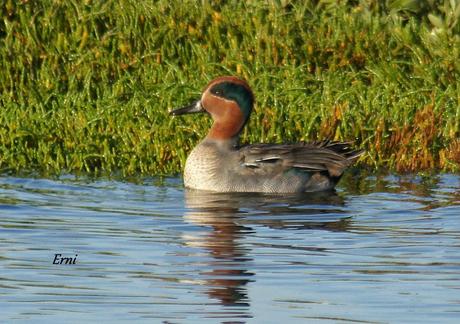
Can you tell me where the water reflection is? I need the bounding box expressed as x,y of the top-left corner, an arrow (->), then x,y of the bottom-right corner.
182,189 -> 352,316
2,175 -> 459,322
182,190 -> 253,316
340,172 -> 460,211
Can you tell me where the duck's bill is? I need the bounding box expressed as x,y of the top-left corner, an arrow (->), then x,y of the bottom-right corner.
170,100 -> 205,116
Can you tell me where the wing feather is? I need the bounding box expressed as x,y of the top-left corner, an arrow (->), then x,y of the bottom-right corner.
239,140 -> 363,177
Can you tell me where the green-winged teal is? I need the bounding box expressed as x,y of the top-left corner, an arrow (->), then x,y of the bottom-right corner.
170,76 -> 363,193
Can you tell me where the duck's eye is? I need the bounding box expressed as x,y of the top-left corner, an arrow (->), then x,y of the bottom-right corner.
211,88 -> 223,96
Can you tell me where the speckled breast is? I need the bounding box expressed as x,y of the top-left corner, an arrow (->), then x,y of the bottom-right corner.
183,144 -> 224,191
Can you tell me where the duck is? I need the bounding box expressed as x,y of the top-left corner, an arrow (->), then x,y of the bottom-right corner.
170,76 -> 363,193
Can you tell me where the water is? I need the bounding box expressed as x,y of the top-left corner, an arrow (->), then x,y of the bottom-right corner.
1,174 -> 459,323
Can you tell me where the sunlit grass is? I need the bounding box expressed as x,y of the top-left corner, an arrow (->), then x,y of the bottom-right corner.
0,0 -> 459,176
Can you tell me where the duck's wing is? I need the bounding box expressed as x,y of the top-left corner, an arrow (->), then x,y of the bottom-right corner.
238,140 -> 364,178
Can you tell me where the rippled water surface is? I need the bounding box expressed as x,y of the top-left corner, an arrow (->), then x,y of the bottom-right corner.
1,174 -> 459,323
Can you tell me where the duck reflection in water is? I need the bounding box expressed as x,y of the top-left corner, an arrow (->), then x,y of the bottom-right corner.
182,189 -> 352,314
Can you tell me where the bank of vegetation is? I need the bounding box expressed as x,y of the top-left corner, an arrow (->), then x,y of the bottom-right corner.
1,0 -> 459,176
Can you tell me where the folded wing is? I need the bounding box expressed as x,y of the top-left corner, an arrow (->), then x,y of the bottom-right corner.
239,140 -> 364,178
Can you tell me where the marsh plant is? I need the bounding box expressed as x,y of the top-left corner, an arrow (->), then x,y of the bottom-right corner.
0,0 -> 459,176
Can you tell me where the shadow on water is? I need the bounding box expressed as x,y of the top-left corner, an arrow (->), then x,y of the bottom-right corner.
181,189 -> 352,316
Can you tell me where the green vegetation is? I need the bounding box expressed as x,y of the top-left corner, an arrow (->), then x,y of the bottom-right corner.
0,0 -> 459,176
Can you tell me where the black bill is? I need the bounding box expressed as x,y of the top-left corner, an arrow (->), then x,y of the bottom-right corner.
170,100 -> 205,116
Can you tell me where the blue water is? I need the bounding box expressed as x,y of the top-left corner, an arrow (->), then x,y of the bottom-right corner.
1,174 -> 459,323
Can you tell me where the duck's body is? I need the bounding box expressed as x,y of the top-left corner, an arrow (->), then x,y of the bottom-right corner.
171,76 -> 362,193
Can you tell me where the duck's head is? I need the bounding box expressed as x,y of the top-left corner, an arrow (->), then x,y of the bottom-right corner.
170,76 -> 254,141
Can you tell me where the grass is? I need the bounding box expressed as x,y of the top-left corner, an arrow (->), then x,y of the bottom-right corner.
0,0 -> 459,176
